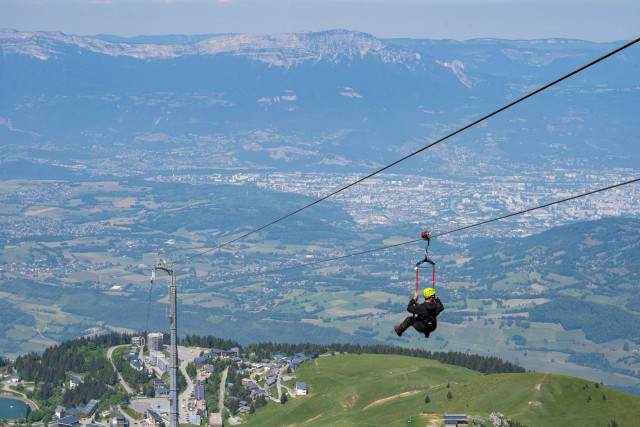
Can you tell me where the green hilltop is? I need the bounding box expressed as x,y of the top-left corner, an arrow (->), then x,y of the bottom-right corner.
245,353 -> 640,426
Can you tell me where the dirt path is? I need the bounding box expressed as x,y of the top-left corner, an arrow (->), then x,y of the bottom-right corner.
363,390 -> 422,410
535,372 -> 550,390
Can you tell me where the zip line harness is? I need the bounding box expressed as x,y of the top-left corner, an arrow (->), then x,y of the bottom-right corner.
415,230 -> 435,293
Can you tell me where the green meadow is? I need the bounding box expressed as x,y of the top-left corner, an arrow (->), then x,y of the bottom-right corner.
245,353 -> 640,426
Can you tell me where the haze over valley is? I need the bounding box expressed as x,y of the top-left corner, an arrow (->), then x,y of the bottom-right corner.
1,28 -> 639,403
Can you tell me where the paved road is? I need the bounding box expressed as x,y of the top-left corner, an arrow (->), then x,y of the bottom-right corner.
177,346 -> 201,424
275,366 -> 284,401
218,367 -> 228,413
117,407 -> 140,426
276,368 -> 296,402
107,344 -> 134,394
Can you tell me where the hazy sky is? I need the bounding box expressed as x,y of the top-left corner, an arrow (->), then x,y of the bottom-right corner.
1,0 -> 638,41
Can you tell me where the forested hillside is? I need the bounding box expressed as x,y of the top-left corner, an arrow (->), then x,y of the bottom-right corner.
4,333 -> 525,424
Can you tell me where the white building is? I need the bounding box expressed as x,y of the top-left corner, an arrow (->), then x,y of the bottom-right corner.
131,336 -> 146,347
295,382 -> 307,395
147,332 -> 164,352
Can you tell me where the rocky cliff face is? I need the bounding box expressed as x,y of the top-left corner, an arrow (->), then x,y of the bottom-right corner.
0,28 -> 425,68
0,29 -> 636,171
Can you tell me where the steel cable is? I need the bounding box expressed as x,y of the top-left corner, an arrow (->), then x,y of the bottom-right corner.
182,37 -> 639,262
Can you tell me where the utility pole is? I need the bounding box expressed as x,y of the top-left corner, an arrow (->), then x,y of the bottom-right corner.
151,256 -> 179,427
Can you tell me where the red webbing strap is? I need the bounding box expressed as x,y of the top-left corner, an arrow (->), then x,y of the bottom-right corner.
415,268 -> 419,293
432,267 -> 435,288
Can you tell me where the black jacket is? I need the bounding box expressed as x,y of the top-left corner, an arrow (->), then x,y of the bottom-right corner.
407,297 -> 444,321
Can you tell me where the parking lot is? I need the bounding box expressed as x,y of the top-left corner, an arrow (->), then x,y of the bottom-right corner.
129,397 -> 170,416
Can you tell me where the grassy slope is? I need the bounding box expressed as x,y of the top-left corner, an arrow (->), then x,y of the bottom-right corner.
245,354 -> 640,426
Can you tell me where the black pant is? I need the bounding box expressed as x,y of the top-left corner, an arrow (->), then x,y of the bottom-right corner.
398,316 -> 437,337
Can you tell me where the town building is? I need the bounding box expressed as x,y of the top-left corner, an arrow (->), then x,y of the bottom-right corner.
296,382 -> 308,395
150,351 -> 169,371
110,416 -> 129,427
444,414 -> 469,427
147,333 -> 164,351
209,413 -> 223,427
155,387 -> 169,397
65,407 -> 82,417
131,336 -> 145,347
57,416 -> 80,427
82,399 -> 100,419
145,410 -> 163,426
194,381 -> 205,400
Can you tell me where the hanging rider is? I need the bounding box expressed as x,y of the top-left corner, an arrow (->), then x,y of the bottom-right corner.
394,287 -> 444,338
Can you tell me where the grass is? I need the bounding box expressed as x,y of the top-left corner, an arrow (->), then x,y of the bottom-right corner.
556,329 -> 586,342
243,353 -> 640,427
0,390 -> 24,397
1,180 -> 639,397
122,405 -> 142,419
244,353 -> 481,426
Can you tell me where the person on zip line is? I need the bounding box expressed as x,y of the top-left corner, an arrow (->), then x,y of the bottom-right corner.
393,287 -> 444,339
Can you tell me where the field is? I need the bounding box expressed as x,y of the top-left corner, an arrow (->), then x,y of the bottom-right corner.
245,354 -> 640,426
1,178 -> 639,395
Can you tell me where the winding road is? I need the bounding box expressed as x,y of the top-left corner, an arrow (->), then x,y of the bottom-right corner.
177,352 -> 193,424
218,367 -> 229,413
1,384 -> 39,411
107,344 -> 134,394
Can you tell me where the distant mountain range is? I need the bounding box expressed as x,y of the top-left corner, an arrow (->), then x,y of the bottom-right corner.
1,29 -> 638,173
0,29 -> 427,68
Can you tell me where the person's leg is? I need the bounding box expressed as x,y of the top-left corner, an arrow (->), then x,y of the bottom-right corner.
422,321 -> 437,338
394,316 -> 415,336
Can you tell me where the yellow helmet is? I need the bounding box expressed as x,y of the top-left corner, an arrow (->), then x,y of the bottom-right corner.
423,288 -> 436,299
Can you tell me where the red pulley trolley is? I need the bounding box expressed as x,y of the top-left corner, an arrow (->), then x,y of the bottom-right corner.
415,230 -> 435,293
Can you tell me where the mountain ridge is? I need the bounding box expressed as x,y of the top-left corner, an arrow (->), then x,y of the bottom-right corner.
1,28 -> 637,171
0,28 -> 426,69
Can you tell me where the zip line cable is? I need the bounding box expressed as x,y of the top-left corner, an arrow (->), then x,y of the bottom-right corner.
182,37 -> 640,263
220,177 -> 639,280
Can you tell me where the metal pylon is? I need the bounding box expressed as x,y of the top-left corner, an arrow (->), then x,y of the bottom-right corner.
152,255 -> 179,427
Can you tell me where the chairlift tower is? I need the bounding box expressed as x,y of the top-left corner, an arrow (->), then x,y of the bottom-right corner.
151,256 -> 179,427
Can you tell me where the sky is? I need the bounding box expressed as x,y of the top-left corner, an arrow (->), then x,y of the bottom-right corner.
0,0 -> 638,42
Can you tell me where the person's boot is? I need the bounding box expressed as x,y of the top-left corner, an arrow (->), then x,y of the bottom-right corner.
394,325 -> 403,336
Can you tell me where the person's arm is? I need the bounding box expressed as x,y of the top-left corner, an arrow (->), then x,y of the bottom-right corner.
408,301 -> 430,316
434,297 -> 444,314
407,289 -> 419,308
